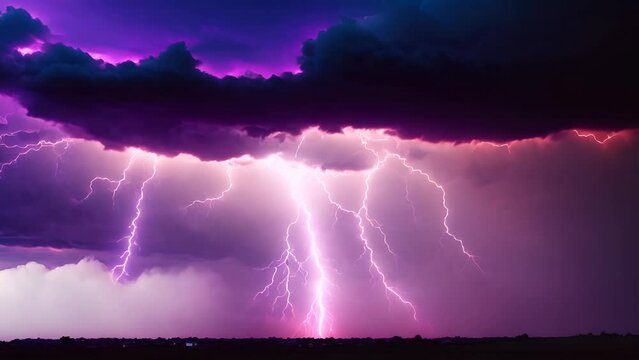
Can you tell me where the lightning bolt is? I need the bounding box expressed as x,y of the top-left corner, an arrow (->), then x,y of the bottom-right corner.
388,153 -> 482,269
0,130 -> 36,149
299,201 -> 331,338
0,135 -> 71,177
0,130 -> 159,282
254,204 -> 307,320
474,140 -> 512,153
183,163 -> 233,210
111,155 -> 158,282
256,135 -> 418,336
80,152 -> 137,205
2,125 -> 488,336
324,135 -> 418,319
254,155 -> 334,337
573,129 -> 620,144
256,130 -> 483,335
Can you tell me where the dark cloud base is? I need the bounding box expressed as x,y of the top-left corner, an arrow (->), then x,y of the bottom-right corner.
0,1 -> 638,160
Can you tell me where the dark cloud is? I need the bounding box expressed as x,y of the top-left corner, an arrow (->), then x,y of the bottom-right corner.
0,6 -> 48,53
0,2 -> 637,160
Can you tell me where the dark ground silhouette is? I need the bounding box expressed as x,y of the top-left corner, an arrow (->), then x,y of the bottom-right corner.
1,334 -> 638,359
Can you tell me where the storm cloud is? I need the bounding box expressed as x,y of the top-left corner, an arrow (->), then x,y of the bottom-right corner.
0,1 -> 636,160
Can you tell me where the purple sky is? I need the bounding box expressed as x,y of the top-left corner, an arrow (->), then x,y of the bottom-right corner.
0,1 -> 638,339
0,0 -> 382,75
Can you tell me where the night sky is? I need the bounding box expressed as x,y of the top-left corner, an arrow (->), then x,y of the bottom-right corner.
0,1 -> 638,339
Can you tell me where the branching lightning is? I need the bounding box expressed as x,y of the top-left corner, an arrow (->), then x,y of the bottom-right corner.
573,129 -> 620,144
255,155 -> 333,337
3,121 -> 626,337
254,205 -> 306,320
183,163 -> 233,210
81,152 -> 137,205
299,201 -> 330,338
254,131 -> 482,335
0,133 -> 71,177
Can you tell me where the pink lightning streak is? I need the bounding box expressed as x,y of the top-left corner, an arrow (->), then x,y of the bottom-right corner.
111,156 -> 158,282
573,129 -> 620,144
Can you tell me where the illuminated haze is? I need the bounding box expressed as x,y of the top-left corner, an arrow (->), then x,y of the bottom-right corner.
0,1 -> 638,339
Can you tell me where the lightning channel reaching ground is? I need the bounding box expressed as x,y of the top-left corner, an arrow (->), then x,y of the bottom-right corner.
255,155 -> 333,337
299,201 -> 331,338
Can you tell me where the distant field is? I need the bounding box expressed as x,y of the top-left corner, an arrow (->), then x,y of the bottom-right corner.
1,335 -> 638,359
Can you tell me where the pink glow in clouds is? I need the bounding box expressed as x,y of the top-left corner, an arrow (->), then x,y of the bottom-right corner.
1,102 -> 638,339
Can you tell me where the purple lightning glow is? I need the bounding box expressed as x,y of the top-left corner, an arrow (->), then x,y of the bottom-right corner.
252,130 -> 482,336
111,155 -> 158,281
0,123 -> 628,337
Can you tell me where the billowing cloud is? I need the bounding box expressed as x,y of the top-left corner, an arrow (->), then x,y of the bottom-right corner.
0,2 -> 637,160
0,259 -> 231,339
0,6 -> 48,53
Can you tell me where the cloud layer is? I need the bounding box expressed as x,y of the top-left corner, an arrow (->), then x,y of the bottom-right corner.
1,105 -> 638,337
0,1 -> 637,160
